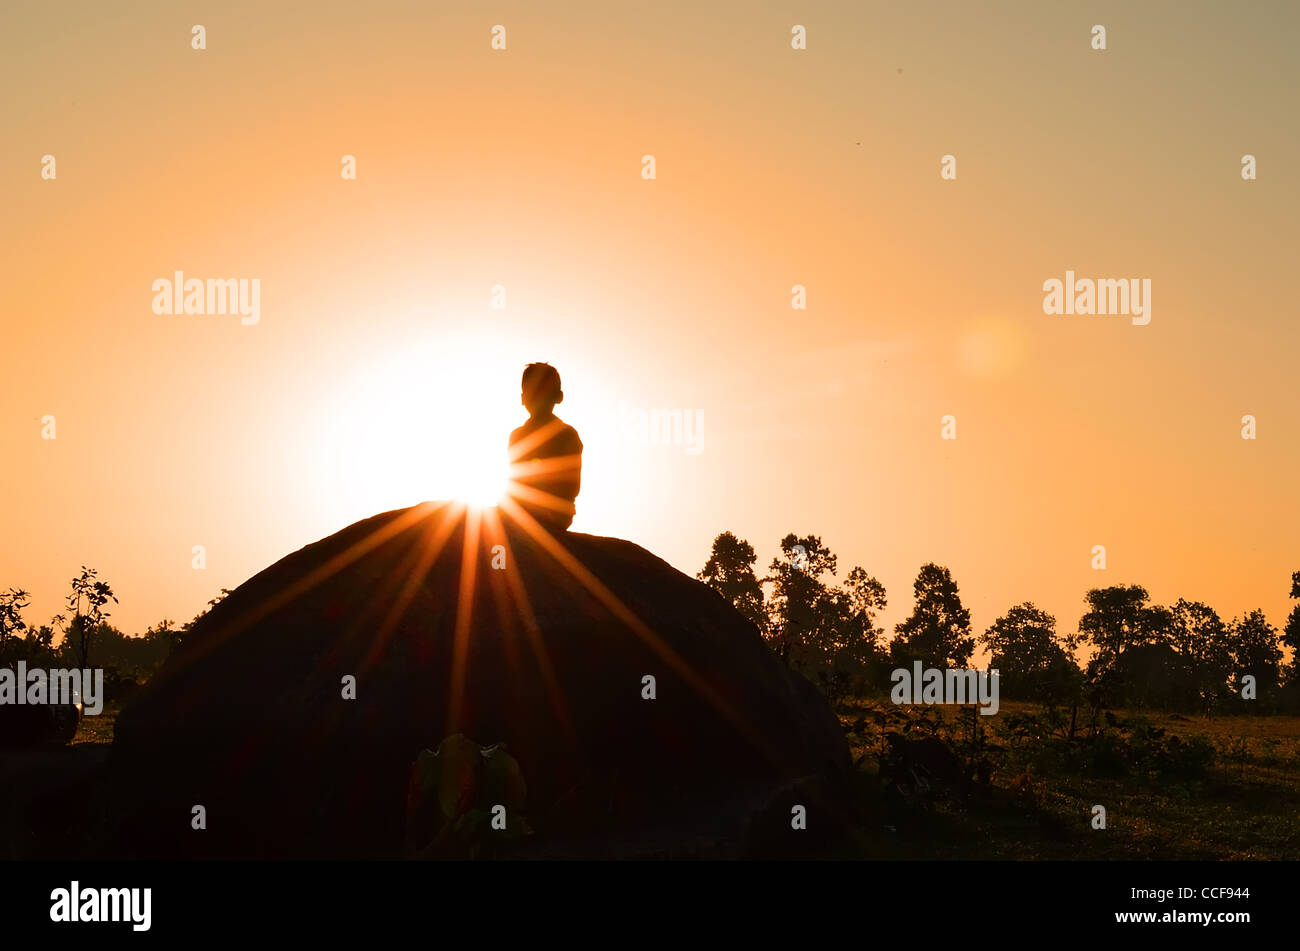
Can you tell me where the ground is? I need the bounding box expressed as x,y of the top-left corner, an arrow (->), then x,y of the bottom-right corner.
836,698 -> 1300,860
60,697 -> 1300,860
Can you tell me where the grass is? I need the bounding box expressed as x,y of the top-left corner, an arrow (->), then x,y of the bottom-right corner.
70,700 -> 120,745
837,698 -> 1300,860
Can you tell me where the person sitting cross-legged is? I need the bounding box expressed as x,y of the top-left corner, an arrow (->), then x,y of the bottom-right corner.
506,362 -> 583,531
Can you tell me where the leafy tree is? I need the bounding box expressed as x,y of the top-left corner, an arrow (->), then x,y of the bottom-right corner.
982,602 -> 1057,674
23,624 -> 58,665
765,534 -> 839,667
1108,642 -> 1195,712
1072,586 -> 1172,720
1071,585 -> 1171,669
700,532 -> 886,702
697,532 -> 766,631
0,587 -> 30,660
62,567 -> 118,670
980,602 -> 1076,699
1229,609 -> 1283,702
812,566 -> 888,697
144,617 -> 184,656
1283,570 -> 1300,680
82,622 -> 176,678
890,563 -> 973,668
1168,599 -> 1233,711
838,567 -> 889,653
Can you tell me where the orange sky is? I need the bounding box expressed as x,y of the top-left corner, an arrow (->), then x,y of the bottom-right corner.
3,1 -> 1297,658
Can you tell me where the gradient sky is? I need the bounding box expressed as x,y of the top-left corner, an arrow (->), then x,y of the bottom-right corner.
3,1 -> 1297,659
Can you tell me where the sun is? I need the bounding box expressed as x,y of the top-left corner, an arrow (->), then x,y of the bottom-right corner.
431,435 -> 507,508
314,335 -> 519,521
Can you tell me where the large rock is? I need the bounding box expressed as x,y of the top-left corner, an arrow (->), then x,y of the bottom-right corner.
106,503 -> 851,858
0,689 -> 80,751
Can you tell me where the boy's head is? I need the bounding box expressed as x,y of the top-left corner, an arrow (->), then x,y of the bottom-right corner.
521,362 -> 563,416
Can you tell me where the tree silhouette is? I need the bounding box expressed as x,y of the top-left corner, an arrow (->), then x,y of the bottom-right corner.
812,565 -> 888,699
890,563 -> 973,668
1071,585 -> 1170,668
144,618 -> 184,656
697,532 -> 765,632
694,538 -> 1290,715
838,567 -> 888,656
1072,586 -> 1173,718
0,588 -> 30,661
1169,599 -> 1233,712
1230,609 -> 1283,701
0,589 -> 60,670
980,602 -> 1075,699
1283,570 -> 1300,680
764,534 -> 838,667
764,535 -> 886,700
63,566 -> 117,670
700,532 -> 886,701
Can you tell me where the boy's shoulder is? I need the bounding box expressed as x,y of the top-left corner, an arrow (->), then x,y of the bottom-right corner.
553,416 -> 583,451
556,413 -> 582,444
510,416 -> 582,449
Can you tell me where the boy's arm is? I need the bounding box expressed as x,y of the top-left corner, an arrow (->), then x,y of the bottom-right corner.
570,430 -> 583,499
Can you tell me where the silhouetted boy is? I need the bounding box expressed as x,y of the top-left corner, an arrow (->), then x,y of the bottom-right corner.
508,363 -> 583,531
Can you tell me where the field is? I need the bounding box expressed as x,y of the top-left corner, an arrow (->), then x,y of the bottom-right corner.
838,699 -> 1300,860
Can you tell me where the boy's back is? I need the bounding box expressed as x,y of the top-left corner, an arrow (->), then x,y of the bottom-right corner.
508,412 -> 583,529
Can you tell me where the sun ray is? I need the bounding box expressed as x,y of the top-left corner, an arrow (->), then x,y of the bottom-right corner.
504,478 -> 581,516
505,417 -> 572,461
358,500 -> 467,673
445,505 -> 484,733
497,494 -> 786,771
480,505 -> 573,735
164,501 -> 444,678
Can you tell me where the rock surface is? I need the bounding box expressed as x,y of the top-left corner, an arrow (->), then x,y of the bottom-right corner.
107,503 -> 851,857
0,697 -> 79,751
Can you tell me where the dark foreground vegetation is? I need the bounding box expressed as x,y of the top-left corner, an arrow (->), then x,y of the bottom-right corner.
833,699 -> 1300,860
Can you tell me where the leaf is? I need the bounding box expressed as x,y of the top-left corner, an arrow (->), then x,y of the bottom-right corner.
432,734 -> 481,818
